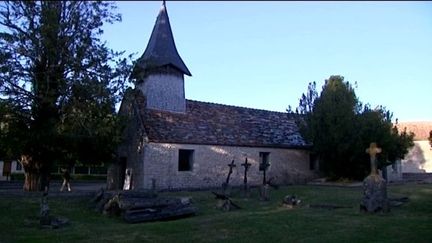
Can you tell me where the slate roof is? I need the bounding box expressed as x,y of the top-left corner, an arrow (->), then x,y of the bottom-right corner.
131,91 -> 309,149
131,2 -> 191,79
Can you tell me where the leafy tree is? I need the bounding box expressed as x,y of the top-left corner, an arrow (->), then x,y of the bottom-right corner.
291,75 -> 414,180
0,1 -> 132,191
0,100 -> 27,162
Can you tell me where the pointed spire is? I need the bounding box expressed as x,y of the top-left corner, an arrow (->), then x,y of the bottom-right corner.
131,1 -> 191,79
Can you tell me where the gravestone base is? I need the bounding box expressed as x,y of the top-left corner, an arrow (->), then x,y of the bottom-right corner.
282,195 -> 301,209
222,183 -> 232,197
360,174 -> 389,213
216,199 -> 233,211
243,185 -> 250,198
260,184 -> 270,201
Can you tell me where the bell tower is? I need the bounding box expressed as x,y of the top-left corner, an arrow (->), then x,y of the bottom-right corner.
131,1 -> 191,113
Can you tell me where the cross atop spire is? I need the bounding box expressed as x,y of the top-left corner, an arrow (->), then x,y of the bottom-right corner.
131,1 -> 191,79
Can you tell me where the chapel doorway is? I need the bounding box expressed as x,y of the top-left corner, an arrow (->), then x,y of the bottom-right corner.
119,157 -> 127,189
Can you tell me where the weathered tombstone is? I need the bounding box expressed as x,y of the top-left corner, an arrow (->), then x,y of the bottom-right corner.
259,159 -> 271,201
39,192 -> 69,229
212,191 -> 241,211
222,160 -> 236,196
360,142 -> 389,213
267,177 -> 279,190
282,195 -> 301,209
40,193 -> 51,226
241,157 -> 252,197
103,194 -> 122,216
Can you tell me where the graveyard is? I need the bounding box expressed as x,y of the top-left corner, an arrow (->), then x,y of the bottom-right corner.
1,1 -> 431,242
0,183 -> 431,242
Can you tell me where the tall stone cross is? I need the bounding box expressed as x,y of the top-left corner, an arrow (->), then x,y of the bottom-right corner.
225,159 -> 236,186
366,142 -> 382,175
241,157 -> 252,190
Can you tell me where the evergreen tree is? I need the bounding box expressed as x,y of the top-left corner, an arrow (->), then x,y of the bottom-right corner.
292,75 -> 414,180
0,1 -> 132,191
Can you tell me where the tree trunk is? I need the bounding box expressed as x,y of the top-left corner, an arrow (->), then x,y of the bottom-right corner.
23,171 -> 39,191
21,155 -> 41,192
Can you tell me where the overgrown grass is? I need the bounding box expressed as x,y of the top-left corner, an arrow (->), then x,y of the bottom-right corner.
0,184 -> 431,243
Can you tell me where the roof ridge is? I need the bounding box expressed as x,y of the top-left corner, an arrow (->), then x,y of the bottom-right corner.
396,121 -> 432,124
186,99 -> 289,115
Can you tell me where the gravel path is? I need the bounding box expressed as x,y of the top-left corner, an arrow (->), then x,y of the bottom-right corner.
0,180 -> 105,198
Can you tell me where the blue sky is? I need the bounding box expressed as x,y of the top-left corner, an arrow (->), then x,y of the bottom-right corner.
102,1 -> 432,122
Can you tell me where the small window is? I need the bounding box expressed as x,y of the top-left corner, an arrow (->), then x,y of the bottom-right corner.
16,161 -> 22,171
259,152 -> 270,171
178,149 -> 194,171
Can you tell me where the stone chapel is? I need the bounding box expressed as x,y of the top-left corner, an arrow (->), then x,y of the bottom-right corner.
108,2 -> 317,190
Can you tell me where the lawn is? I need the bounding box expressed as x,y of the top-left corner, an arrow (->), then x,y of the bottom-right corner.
0,183 -> 431,243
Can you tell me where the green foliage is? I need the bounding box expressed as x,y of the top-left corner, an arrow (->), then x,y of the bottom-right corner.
0,1 -> 132,189
0,100 -> 28,160
348,107 -> 414,179
291,75 -> 414,180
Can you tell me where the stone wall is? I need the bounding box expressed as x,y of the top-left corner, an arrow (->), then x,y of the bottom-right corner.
140,142 -> 316,190
137,72 -> 186,113
109,97 -> 146,190
401,140 -> 432,173
383,160 -> 403,182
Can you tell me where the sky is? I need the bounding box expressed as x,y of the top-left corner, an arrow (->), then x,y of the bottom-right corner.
101,1 -> 432,122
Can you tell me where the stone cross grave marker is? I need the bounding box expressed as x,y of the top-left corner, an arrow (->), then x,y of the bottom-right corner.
365,142 -> 382,175
360,142 -> 389,213
241,157 -> 252,196
222,159 -> 236,195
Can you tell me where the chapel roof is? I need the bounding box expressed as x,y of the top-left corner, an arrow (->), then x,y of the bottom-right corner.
130,90 -> 309,149
131,1 -> 191,79
395,121 -> 432,141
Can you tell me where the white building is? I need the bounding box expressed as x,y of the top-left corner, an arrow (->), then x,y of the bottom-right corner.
384,121 -> 432,182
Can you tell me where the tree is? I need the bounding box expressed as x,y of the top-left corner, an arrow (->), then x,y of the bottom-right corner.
307,76 -> 358,178
288,81 -> 318,116
291,75 -> 414,180
0,1 -> 132,191
349,106 -> 414,179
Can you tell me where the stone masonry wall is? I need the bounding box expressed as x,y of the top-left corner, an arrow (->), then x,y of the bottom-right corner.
137,72 -> 186,113
141,142 -> 316,190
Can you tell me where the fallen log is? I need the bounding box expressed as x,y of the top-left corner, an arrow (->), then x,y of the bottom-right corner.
91,189 -> 197,223
123,205 -> 197,223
